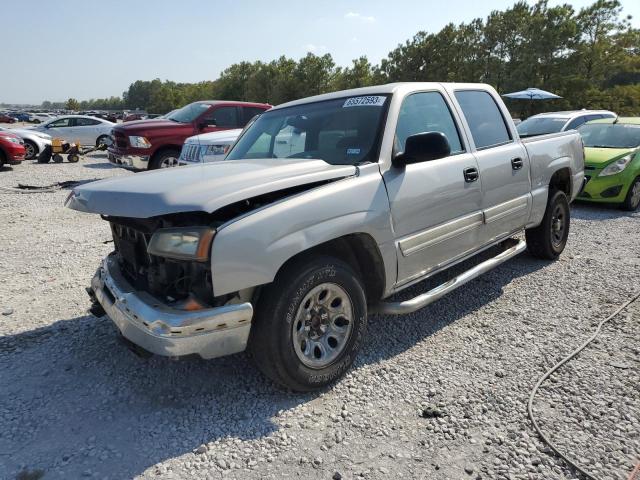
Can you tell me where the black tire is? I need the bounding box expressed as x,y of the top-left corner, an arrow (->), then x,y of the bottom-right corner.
96,135 -> 111,148
249,255 -> 368,392
23,140 -> 38,160
52,154 -> 64,163
621,176 -> 640,211
67,154 -> 80,163
37,145 -> 51,163
525,189 -> 570,260
149,149 -> 181,170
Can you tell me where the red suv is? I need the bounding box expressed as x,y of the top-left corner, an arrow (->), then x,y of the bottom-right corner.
0,132 -> 26,168
109,101 -> 271,170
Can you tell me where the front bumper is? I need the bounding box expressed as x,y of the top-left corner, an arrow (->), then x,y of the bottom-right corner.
91,254 -> 253,359
578,170 -> 632,204
107,152 -> 149,170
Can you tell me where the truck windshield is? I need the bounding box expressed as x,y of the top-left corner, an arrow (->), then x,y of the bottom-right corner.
516,117 -> 567,137
226,95 -> 389,165
578,123 -> 640,148
165,103 -> 211,123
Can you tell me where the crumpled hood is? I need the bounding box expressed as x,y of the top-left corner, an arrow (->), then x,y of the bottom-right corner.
584,147 -> 637,166
66,159 -> 356,218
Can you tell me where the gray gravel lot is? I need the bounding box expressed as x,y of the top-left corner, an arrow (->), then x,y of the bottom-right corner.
0,154 -> 638,480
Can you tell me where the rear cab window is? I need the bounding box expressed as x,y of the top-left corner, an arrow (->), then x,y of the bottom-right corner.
454,90 -> 512,149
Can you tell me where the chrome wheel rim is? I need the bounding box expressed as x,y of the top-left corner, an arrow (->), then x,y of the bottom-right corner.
631,181 -> 640,208
24,143 -> 35,159
160,156 -> 179,168
292,282 -> 353,369
550,204 -> 566,247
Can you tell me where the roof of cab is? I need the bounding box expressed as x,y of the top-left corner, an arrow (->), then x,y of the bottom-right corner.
271,82 -> 495,111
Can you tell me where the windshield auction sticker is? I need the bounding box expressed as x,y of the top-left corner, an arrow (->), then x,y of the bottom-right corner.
343,96 -> 386,107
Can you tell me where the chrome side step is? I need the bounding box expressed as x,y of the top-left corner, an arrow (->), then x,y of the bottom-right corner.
371,239 -> 527,315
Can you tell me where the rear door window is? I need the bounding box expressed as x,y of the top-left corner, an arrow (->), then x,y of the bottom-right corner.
242,107 -> 268,125
454,90 -> 512,149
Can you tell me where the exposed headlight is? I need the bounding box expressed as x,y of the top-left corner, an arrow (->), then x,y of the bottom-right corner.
34,132 -> 51,140
147,227 -> 215,261
598,153 -> 634,177
203,144 -> 228,157
129,136 -> 152,148
1,136 -> 21,144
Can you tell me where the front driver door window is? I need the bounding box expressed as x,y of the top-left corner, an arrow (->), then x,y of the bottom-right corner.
45,118 -> 73,139
201,107 -> 239,133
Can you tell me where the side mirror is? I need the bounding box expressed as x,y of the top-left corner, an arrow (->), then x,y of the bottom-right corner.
392,131 -> 451,167
198,122 -> 209,130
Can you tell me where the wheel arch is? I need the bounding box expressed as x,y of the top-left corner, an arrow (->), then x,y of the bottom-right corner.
271,233 -> 387,305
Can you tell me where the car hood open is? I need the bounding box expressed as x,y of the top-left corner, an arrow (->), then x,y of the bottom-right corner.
66,159 -> 356,218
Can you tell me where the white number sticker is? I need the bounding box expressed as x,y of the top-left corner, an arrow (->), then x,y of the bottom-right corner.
343,96 -> 386,108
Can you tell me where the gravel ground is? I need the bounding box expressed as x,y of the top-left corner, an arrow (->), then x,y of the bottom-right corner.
0,154 -> 638,480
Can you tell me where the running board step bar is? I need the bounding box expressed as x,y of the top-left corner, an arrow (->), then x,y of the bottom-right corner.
371,239 -> 527,316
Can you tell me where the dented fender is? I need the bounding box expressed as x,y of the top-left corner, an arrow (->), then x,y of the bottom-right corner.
210,163 -> 397,297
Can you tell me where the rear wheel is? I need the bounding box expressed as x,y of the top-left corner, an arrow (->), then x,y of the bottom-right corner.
526,189 -> 570,260
621,177 -> 640,211
23,140 -> 38,160
249,255 -> 367,391
52,154 -> 64,163
149,149 -> 181,170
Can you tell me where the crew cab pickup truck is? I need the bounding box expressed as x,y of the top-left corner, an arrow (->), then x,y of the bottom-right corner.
68,83 -> 584,391
108,101 -> 271,170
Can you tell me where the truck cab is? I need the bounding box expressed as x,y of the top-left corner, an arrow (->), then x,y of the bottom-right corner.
108,101 -> 271,170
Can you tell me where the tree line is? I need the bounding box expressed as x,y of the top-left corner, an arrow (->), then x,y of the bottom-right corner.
52,0 -> 639,116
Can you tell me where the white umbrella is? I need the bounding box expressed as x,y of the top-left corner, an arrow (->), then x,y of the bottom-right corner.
502,88 -> 562,100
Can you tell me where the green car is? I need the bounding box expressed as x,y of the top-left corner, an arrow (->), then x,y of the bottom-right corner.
577,117 -> 640,211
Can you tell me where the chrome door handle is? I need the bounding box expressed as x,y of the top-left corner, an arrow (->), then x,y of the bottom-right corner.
463,167 -> 479,183
511,157 -> 524,170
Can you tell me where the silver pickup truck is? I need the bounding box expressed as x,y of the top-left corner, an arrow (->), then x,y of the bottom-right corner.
67,83 -> 584,391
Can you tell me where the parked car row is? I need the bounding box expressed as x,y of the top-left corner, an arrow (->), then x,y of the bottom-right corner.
107,101 -> 270,169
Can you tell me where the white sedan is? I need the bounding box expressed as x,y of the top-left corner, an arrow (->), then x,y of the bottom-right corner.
30,115 -> 115,147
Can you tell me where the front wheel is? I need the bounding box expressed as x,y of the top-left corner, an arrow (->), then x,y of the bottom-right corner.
621,177 -> 640,211
249,256 -> 368,391
149,149 -> 181,170
526,189 -> 570,260
23,140 -> 38,160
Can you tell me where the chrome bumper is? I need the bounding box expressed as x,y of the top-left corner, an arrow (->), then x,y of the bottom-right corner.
108,152 -> 149,170
91,254 -> 253,359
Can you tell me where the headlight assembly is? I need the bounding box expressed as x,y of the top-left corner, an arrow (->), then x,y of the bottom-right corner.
203,144 -> 228,156
599,154 -> 634,177
147,227 -> 215,261
129,136 -> 152,149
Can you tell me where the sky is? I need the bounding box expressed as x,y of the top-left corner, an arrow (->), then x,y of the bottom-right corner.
2,0 -> 639,104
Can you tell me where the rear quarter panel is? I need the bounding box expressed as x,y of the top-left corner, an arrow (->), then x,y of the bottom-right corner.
522,131 -> 584,226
